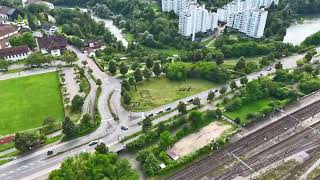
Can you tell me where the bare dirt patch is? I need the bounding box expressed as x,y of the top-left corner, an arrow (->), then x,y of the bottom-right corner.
169,121 -> 232,157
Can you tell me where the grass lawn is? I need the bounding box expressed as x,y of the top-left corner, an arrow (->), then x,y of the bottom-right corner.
224,98 -> 273,124
0,72 -> 64,136
0,142 -> 14,152
127,77 -> 216,112
222,57 -> 262,69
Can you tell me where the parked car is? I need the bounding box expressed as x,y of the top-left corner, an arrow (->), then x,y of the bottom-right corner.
267,67 -> 272,71
147,113 -> 154,117
165,107 -> 172,111
121,126 -> 128,130
88,140 -> 99,146
47,150 -> 53,155
214,89 -> 218,92
157,111 -> 163,114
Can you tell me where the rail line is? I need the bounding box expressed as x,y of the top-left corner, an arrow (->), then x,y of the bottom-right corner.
167,100 -> 320,180
216,121 -> 320,179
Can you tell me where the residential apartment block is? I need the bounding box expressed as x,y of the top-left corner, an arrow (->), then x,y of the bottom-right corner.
162,0 -> 278,39
162,0 -> 218,40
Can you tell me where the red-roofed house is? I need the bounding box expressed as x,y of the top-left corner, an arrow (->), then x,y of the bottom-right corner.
37,35 -> 67,56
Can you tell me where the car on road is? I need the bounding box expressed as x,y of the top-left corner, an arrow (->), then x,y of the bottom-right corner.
147,113 -> 154,117
47,150 -> 53,155
267,67 -> 272,71
121,126 -> 128,130
165,107 -> 171,111
157,111 -> 163,114
187,99 -> 194,103
88,140 -> 99,146
214,89 -> 218,92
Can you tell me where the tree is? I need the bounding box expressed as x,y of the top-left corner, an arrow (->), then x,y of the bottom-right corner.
134,68 -> 143,82
123,93 -> 131,105
159,131 -> 175,150
80,113 -> 93,127
96,79 -> 102,86
25,52 -> 50,67
9,32 -> 36,49
235,57 -> 246,70
189,110 -> 203,128
71,95 -> 84,112
216,108 -> 222,118
41,117 -> 58,135
219,86 -> 228,95
215,51 -> 224,65
95,142 -> 109,154
49,153 -> 139,180
145,58 -> 154,69
0,59 -> 9,71
142,117 -> 152,132
207,91 -> 215,101
131,61 -> 139,70
15,132 -> 41,152
152,61 -> 162,77
121,79 -> 131,91
119,62 -> 129,76
108,60 -> 117,74
62,117 -> 76,136
62,50 -> 78,65
129,76 -> 137,90
143,68 -> 152,80
235,117 -> 241,124
230,80 -> 238,90
192,97 -> 201,108
81,60 -> 88,67
177,101 -> 187,114
275,62 -> 283,70
240,76 -> 248,85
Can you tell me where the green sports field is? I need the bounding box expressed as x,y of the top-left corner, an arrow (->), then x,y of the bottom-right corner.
0,72 -> 64,136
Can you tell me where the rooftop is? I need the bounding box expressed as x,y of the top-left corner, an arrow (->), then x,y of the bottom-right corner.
0,24 -> 19,37
37,35 -> 67,50
0,45 -> 30,58
0,6 -> 17,16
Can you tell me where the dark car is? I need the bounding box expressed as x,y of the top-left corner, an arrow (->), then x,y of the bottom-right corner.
165,107 -> 172,111
214,89 -> 218,92
157,111 -> 163,114
47,150 -> 53,156
121,126 -> 128,130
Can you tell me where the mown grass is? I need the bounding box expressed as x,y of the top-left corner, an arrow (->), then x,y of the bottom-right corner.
127,77 -> 216,112
0,72 -> 64,136
224,98 -> 273,124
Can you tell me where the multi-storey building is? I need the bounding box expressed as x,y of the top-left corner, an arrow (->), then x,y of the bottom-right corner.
162,0 -> 275,39
216,0 -> 276,38
178,2 -> 218,40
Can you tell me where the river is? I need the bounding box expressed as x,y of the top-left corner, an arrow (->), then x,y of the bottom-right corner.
60,7 -> 129,48
283,15 -> 320,46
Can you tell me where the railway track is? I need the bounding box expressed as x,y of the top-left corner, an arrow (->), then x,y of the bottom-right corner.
167,100 -> 320,180
216,121 -> 320,179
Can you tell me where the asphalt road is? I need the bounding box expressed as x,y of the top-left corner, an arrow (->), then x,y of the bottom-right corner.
0,47 -> 318,180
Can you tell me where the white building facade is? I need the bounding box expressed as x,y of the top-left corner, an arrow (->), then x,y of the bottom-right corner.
162,0 -> 218,40
162,0 -> 278,39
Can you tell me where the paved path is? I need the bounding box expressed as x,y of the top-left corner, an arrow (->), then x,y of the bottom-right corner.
62,67 -> 79,100
0,68 -> 56,81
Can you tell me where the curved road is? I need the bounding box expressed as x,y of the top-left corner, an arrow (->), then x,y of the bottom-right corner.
0,44 -> 318,180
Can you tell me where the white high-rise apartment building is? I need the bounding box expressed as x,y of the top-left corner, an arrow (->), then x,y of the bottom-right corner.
216,0 -> 276,38
162,0 -> 193,15
178,2 -> 218,39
